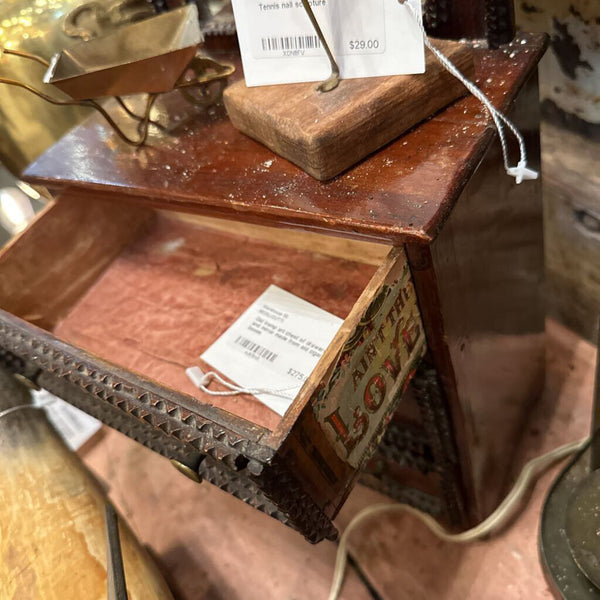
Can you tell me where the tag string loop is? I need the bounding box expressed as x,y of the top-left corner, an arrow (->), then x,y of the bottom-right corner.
402,1 -> 538,184
186,367 -> 298,401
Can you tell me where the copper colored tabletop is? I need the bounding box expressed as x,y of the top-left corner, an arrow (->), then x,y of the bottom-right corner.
23,33 -> 547,245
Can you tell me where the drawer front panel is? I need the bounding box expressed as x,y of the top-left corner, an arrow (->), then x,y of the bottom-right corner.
283,247 -> 427,517
314,253 -> 426,469
0,311 -> 337,542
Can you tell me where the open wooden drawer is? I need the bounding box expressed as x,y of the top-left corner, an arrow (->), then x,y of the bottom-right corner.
0,192 -> 426,542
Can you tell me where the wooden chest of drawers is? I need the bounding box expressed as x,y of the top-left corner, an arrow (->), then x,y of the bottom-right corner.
0,33 -> 547,542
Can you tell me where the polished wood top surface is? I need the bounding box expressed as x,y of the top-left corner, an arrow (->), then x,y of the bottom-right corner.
24,34 -> 546,245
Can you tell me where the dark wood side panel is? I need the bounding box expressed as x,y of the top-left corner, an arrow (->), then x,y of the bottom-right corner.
426,72 -> 546,520
405,246 -> 478,526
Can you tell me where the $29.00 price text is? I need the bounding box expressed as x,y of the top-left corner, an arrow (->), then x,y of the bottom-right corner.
348,39 -> 380,51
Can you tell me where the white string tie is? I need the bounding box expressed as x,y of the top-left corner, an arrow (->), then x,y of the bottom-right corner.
402,0 -> 538,184
0,395 -> 56,420
186,366 -> 299,400
0,404 -> 43,420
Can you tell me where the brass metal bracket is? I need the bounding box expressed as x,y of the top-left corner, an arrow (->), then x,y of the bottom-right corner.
300,0 -> 340,92
0,47 -> 233,147
170,459 -> 203,484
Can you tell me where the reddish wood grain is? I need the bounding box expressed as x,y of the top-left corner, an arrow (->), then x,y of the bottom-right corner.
23,34 -> 547,245
224,41 -> 475,180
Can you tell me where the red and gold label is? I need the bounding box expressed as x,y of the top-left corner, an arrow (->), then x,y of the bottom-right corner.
313,250 -> 426,469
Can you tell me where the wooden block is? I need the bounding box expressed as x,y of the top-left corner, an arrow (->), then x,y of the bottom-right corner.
224,40 -> 475,181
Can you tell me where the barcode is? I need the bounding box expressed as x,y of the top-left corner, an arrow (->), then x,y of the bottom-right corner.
235,335 -> 278,362
261,35 -> 322,52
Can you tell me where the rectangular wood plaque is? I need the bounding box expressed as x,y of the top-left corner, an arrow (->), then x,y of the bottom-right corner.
224,40 -> 475,180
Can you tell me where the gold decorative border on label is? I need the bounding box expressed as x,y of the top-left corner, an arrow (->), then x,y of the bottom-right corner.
313,252 -> 426,469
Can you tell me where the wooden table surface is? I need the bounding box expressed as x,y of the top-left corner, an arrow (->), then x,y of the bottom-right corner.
23,34 -> 546,245
80,318 -> 595,599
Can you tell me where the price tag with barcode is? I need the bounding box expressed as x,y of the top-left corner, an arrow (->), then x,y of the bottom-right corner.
199,285 -> 342,416
231,0 -> 424,87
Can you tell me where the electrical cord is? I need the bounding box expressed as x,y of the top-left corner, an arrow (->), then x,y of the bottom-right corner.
328,437 -> 589,600
0,404 -> 43,420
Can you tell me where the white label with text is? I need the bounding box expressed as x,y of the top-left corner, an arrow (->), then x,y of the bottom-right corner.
231,0 -> 424,86
200,285 -> 342,416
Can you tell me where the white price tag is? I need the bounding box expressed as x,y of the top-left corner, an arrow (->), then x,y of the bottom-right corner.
32,390 -> 102,451
231,0 -> 424,86
200,285 -> 342,416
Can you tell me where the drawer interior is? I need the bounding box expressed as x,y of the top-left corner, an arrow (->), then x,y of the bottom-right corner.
0,194 -> 390,432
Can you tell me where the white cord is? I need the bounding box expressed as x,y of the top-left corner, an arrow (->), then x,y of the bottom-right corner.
186,366 -> 299,400
402,0 -> 538,184
328,436 -> 588,600
0,392 -> 58,420
0,404 -> 43,420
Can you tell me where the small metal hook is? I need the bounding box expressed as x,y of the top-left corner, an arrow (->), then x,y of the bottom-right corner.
300,0 -> 340,92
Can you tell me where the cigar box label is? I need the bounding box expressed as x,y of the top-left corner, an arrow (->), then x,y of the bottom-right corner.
313,251 -> 426,469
